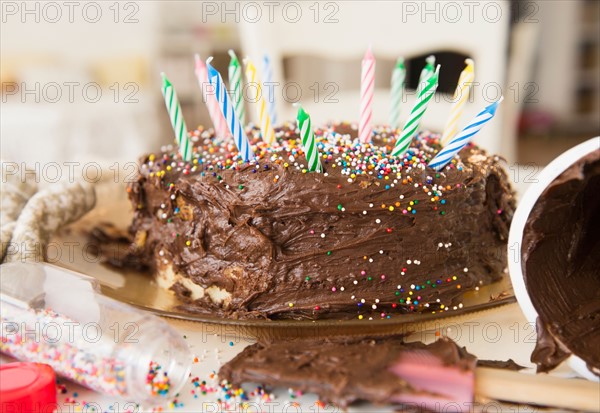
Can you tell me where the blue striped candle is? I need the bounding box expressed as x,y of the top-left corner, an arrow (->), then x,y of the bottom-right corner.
206,57 -> 254,162
262,54 -> 278,125
429,97 -> 503,171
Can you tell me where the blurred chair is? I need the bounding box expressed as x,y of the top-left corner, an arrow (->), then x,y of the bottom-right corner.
502,17 -> 542,163
0,59 -> 161,165
240,0 -> 512,158
1,2 -> 163,165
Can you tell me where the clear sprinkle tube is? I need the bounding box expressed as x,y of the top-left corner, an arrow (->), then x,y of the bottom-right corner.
0,263 -> 191,402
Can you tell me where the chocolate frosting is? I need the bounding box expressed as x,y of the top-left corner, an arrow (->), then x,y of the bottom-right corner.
219,336 -> 476,408
530,317 -> 570,373
87,222 -> 149,270
127,124 -> 514,319
521,150 -> 600,375
476,358 -> 526,371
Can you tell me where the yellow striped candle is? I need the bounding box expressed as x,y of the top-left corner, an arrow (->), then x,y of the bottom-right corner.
441,59 -> 475,146
244,58 -> 275,145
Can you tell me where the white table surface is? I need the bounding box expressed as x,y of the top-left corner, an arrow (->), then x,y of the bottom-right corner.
1,171 -> 584,411
4,302 -> 580,412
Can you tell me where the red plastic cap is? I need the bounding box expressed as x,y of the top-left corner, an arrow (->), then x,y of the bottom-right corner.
0,362 -> 57,413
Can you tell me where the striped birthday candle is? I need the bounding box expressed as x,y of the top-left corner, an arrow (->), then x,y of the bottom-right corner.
296,104 -> 322,173
194,54 -> 229,138
441,59 -> 475,146
389,57 -> 406,129
262,54 -> 277,125
161,73 -> 192,161
392,65 -> 440,158
228,50 -> 245,125
206,58 -> 254,162
359,46 -> 375,143
417,55 -> 435,94
429,97 -> 503,171
244,58 -> 275,145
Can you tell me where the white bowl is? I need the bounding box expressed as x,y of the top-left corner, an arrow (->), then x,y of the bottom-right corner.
508,137 -> 600,382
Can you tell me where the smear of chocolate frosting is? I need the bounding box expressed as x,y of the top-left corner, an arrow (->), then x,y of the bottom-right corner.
477,358 -> 526,371
530,317 -> 570,373
219,336 -> 476,408
127,125 -> 515,320
521,150 -> 600,375
87,222 -> 149,271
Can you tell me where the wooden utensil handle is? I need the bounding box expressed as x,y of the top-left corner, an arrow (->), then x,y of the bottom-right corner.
476,367 -> 599,411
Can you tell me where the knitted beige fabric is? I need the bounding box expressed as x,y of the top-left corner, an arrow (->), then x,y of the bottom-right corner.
1,161 -> 96,263
1,161 -> 38,261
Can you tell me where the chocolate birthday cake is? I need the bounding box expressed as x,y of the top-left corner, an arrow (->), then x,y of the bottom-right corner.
127,123 -> 515,320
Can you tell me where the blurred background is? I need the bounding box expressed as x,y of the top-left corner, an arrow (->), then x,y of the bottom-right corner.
1,0 -> 599,166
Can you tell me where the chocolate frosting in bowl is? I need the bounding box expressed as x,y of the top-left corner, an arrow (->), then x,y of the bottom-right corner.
521,150 -> 600,375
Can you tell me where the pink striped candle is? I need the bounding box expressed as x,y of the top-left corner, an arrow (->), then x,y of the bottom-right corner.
359,46 -> 375,143
195,54 -> 229,138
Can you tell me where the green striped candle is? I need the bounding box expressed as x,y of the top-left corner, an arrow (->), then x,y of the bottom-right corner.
228,50 -> 245,125
296,105 -> 322,173
161,73 -> 192,161
392,65 -> 440,157
389,57 -> 406,129
417,55 -> 435,95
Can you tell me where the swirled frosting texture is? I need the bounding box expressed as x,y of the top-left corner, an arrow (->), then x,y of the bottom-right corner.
522,149 -> 600,375
128,124 -> 514,319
